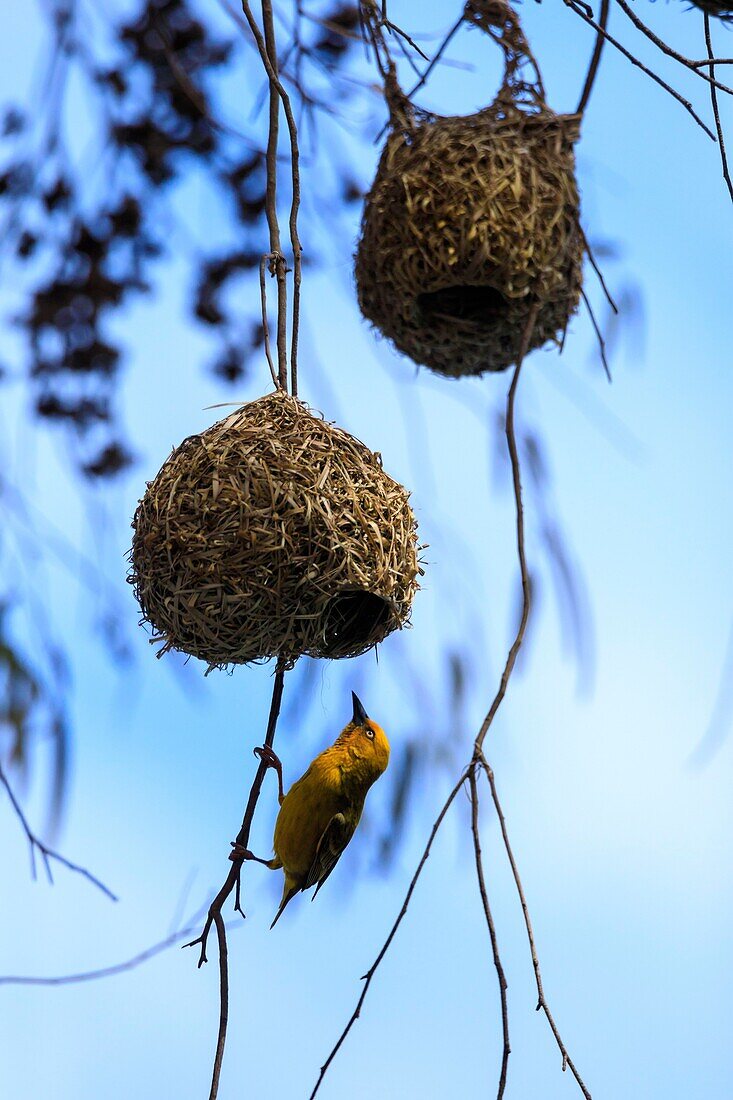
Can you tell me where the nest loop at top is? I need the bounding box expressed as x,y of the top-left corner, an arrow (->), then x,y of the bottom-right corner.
463,0 -> 546,115
384,0 -> 547,132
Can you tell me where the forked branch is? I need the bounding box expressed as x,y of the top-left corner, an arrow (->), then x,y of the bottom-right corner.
469,766 -> 510,1099
0,761 -> 117,903
312,308 -> 591,1098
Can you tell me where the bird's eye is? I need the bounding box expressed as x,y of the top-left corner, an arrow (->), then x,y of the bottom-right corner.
365,728 -> 375,740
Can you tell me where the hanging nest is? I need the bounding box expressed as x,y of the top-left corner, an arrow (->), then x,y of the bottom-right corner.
687,0 -> 733,18
355,1 -> 584,378
128,390 -> 420,670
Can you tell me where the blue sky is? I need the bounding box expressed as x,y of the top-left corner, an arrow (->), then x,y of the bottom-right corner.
1,2 -> 732,1098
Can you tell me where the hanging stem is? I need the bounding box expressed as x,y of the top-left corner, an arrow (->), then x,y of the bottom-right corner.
241,1 -> 302,395
259,0 -> 287,389
483,763 -> 592,1099
184,660 -> 288,1100
469,766 -> 510,1099
576,0 -> 609,114
704,13 -> 733,205
474,304 -> 538,757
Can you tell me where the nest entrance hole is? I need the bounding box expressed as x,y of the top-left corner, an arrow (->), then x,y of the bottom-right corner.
417,284 -> 507,326
322,591 -> 391,657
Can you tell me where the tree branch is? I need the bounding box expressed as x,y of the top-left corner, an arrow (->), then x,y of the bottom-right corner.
562,0 -> 715,140
258,0 -> 287,388
704,13 -> 733,204
469,766 -> 510,1099
208,913 -> 229,1100
482,763 -> 592,1099
308,770 -> 468,1099
0,908 -> 235,987
581,287 -> 612,382
0,761 -> 117,902
240,0 -> 302,395
183,660 -> 287,1100
474,304 -> 538,756
310,304 -> 594,1098
615,0 -> 733,99
576,0 -> 609,115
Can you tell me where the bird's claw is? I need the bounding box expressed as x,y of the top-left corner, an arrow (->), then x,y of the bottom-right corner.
229,842 -> 253,862
254,744 -> 281,769
254,744 -> 285,803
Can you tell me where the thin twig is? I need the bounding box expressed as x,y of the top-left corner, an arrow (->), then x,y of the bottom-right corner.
474,304 -> 539,755
576,0 -> 609,114
259,252 -> 280,388
615,0 -> 733,99
359,1 -> 392,82
469,767 -> 510,1100
184,661 -> 287,1100
258,0 -> 287,388
581,288 -> 611,383
184,662 -> 286,965
579,226 -> 619,315
470,314 -> 591,1097
240,1 -> 302,396
0,762 -> 117,902
208,913 -> 229,1100
405,14 -> 464,101
705,13 -> 733,204
0,912 -> 222,987
563,0 -> 716,140
310,306 -> 588,1100
382,16 -> 430,64
308,770 -> 468,1099
482,763 -> 592,1099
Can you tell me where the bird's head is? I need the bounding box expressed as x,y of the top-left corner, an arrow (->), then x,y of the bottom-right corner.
339,691 -> 390,781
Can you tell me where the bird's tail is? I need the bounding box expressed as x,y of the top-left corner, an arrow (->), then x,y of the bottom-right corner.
270,881 -> 299,930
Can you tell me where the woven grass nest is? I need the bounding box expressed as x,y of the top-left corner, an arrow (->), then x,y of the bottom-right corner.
129,390 -> 420,670
687,0 -> 733,17
355,104 -> 584,378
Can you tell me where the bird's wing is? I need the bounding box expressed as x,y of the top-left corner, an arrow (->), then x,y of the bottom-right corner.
303,812 -> 354,895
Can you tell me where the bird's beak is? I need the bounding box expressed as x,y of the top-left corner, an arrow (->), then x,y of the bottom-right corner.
351,691 -> 369,726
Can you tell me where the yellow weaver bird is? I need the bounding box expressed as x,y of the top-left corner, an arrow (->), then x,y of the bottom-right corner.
232,692 -> 389,928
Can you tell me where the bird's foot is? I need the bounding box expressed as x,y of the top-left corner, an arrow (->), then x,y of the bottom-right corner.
254,744 -> 285,804
230,844 -> 267,862
254,744 -> 281,769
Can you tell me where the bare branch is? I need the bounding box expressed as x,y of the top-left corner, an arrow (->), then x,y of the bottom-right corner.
310,304 -> 595,1099
482,763 -> 592,1099
704,13 -> 733,204
258,0 -> 287,388
562,0 -> 716,140
208,913 -> 229,1100
0,761 -> 117,903
581,287 -> 612,382
259,252 -> 280,388
405,14 -> 464,101
579,226 -> 619,315
308,770 -> 468,1099
474,304 -> 539,756
0,916 -> 210,987
615,0 -> 733,99
469,766 -> 510,1099
576,0 -> 609,114
240,1 -> 302,395
183,661 -> 287,1100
